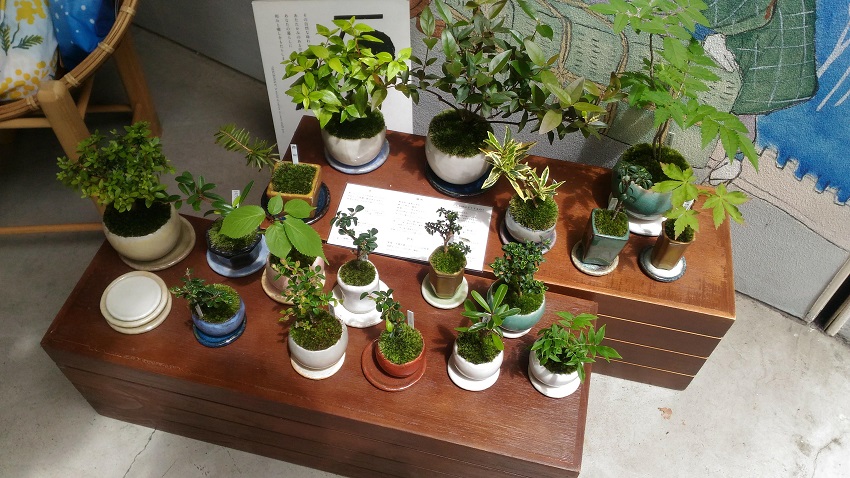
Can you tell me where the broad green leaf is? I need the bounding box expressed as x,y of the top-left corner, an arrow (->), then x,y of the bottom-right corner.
524,39 -> 546,66
434,0 -> 452,23
540,110 -> 563,135
488,49 -> 512,75
283,218 -> 327,261
265,222 -> 292,259
309,45 -> 329,59
268,194 -> 284,215
220,205 -> 264,238
442,30 -> 458,59
536,24 -> 554,39
515,0 -> 537,20
419,4 -> 436,37
283,198 -> 314,218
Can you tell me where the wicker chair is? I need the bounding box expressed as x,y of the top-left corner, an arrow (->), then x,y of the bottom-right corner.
0,0 -> 158,235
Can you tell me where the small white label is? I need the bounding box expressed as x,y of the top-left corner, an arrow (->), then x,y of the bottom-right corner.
328,303 -> 335,317
407,310 -> 414,328
231,189 -> 240,205
290,144 -> 299,164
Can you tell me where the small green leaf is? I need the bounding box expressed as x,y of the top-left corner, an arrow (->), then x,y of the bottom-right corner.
539,110 -> 563,135
524,39 -> 546,66
284,198 -> 314,219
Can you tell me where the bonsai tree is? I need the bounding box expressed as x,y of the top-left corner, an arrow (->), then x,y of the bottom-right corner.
281,16 -> 411,133
330,205 -> 379,286
424,207 -> 471,275
490,241 -> 546,315
531,311 -> 621,382
363,289 -> 424,366
169,269 -> 241,323
280,260 -> 341,351
455,284 -> 520,364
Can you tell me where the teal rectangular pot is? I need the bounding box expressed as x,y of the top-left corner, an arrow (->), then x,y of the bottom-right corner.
580,209 -> 630,266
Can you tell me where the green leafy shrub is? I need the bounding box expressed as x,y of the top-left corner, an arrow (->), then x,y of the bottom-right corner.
102,200 -> 171,237
490,241 -> 546,314
279,261 -> 341,351
428,109 -> 492,157
170,269 -> 241,323
364,289 -> 424,365
531,311 -> 621,382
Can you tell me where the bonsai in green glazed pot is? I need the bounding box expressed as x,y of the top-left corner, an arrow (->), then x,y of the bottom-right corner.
489,240 -> 547,338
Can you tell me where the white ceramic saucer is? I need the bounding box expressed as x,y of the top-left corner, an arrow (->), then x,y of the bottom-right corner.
105,294 -> 172,335
290,353 -> 346,380
101,271 -> 169,329
331,280 -> 388,328
528,364 -> 582,398
420,275 -> 468,309
501,327 -> 533,339
119,216 -> 195,271
638,246 -> 687,282
447,356 -> 500,392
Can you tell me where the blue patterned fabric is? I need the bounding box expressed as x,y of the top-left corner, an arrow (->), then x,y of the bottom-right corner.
50,0 -> 115,69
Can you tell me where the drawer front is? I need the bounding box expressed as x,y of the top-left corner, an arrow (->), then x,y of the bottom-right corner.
598,314 -> 722,358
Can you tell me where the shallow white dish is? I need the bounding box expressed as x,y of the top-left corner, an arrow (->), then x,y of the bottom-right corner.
447,355 -> 500,392
101,271 -> 169,328
331,280 -> 388,328
105,295 -> 171,335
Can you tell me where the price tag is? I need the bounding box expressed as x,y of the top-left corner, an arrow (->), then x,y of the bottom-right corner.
290,144 -> 299,164
231,189 -> 240,205
407,310 -> 414,328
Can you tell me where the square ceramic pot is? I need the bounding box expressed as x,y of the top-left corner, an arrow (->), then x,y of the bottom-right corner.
266,162 -> 322,217
579,208 -> 629,266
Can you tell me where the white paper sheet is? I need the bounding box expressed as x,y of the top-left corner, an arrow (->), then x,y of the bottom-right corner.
252,0 -> 413,151
328,184 -> 493,271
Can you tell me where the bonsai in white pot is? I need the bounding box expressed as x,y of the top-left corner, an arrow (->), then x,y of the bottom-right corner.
170,269 -> 247,347
529,310 -> 621,398
281,17 -> 410,173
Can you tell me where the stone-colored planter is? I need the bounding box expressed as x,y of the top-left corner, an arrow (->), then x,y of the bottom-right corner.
428,247 -> 465,299
505,207 -> 556,249
425,135 -> 489,185
266,256 -> 326,294
192,297 -> 246,337
321,128 -> 386,166
337,260 -> 381,314
288,318 -> 349,372
650,222 -> 693,270
265,162 -> 322,216
452,341 -> 503,381
103,204 -> 181,261
375,340 -> 425,378
579,208 -> 629,266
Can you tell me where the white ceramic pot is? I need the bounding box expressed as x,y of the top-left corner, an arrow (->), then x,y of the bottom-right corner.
288,319 -> 349,371
321,128 -> 386,166
452,341 -> 503,381
103,205 -> 181,261
505,208 -> 556,247
267,256 -> 326,293
336,260 -> 380,314
528,352 -> 580,389
425,135 -> 489,185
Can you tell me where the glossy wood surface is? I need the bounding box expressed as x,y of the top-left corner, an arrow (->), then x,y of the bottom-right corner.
287,117 -> 737,389
42,216 -> 597,477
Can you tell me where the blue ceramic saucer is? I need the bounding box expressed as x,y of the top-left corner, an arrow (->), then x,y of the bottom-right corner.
425,165 -> 491,198
324,139 -> 390,174
207,236 -> 268,278
193,316 -> 247,347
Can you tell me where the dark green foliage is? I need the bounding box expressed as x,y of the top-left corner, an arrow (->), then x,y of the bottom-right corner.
378,323 -> 424,365
339,259 -> 376,286
323,109 -> 385,140
594,209 -> 629,237
508,195 -> 558,231
425,207 -> 470,272
490,241 -> 546,314
169,270 -> 241,323
199,284 -> 241,323
531,311 -> 621,382
456,329 -> 501,364
290,309 -> 342,351
430,247 -> 467,274
208,218 -> 259,254
102,200 -> 171,237
330,205 -> 378,261
214,124 -> 278,171
664,219 -> 695,243
175,172 -> 253,218
620,143 -> 689,183
271,163 -> 318,194
428,109 -> 492,157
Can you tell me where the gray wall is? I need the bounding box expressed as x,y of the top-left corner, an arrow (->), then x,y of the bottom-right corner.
134,0 -> 849,326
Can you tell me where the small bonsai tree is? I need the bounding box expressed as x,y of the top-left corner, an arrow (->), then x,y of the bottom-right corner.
169,269 -> 240,323
330,205 -> 379,286
424,207 -> 471,274
490,241 -> 546,315
456,283 -> 520,364
481,129 -> 564,231
531,311 -> 621,382
363,289 -> 424,365
280,260 -> 341,351
281,16 -> 411,132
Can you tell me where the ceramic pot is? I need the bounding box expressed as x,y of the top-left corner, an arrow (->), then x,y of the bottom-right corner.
103,204 -> 182,261
265,162 -> 322,216
428,247 -> 465,299
192,297 -> 246,337
611,156 -> 671,221
425,135 -> 488,185
336,260 -> 380,314
321,128 -> 386,166
650,221 -> 693,270
488,283 -> 546,336
266,256 -> 326,294
528,352 -> 580,390
505,207 -> 556,248
375,340 -> 425,378
288,319 -> 349,371
579,208 -> 630,266
452,341 -> 503,381
206,224 -> 263,270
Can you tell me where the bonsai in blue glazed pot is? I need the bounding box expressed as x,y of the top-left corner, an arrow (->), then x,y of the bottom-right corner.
489,241 -> 547,339
170,269 -> 247,347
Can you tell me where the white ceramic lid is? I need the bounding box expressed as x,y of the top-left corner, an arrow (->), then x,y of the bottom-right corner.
102,272 -> 165,322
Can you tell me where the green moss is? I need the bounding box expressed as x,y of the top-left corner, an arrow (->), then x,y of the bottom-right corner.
199,284 -> 241,323
378,324 -> 424,365
428,109 -> 493,157
102,200 -> 171,237
339,259 -> 376,286
509,195 -> 558,231
664,220 -> 695,243
542,359 -> 578,375
505,288 -> 545,315
291,309 -> 342,351
324,109 -> 385,140
271,163 -> 317,194
620,143 -> 690,183
456,329 -> 500,364
429,247 -> 466,274
208,218 -> 259,254
594,209 -> 628,237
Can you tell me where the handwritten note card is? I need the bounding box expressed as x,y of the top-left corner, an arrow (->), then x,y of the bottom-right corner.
328,184 -> 493,271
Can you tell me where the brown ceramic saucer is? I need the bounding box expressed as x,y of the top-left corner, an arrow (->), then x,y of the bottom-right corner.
361,339 -> 426,392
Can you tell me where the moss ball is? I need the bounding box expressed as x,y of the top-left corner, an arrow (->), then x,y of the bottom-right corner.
271,163 -> 318,194
378,324 -> 424,365
428,109 -> 493,157
593,209 -> 628,237
429,247 -> 466,274
456,330 -> 501,364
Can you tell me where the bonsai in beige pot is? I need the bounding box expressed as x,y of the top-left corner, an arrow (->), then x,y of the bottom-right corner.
422,207 -> 471,308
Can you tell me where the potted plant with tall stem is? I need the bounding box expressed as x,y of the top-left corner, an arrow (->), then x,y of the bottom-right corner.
410,0 -> 617,193
529,311 -> 621,398
170,269 -> 246,347
361,289 -> 426,386
214,124 -> 325,220
590,0 -> 758,232
329,205 -> 384,327
489,241 -> 546,338
481,128 -> 564,251
56,121 -> 191,268
423,207 -> 471,307
448,283 -> 519,391
280,260 -> 347,380
572,163 -> 653,276
281,16 -> 411,172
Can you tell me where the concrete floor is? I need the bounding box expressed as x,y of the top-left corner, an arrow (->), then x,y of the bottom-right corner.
1,28 -> 849,478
